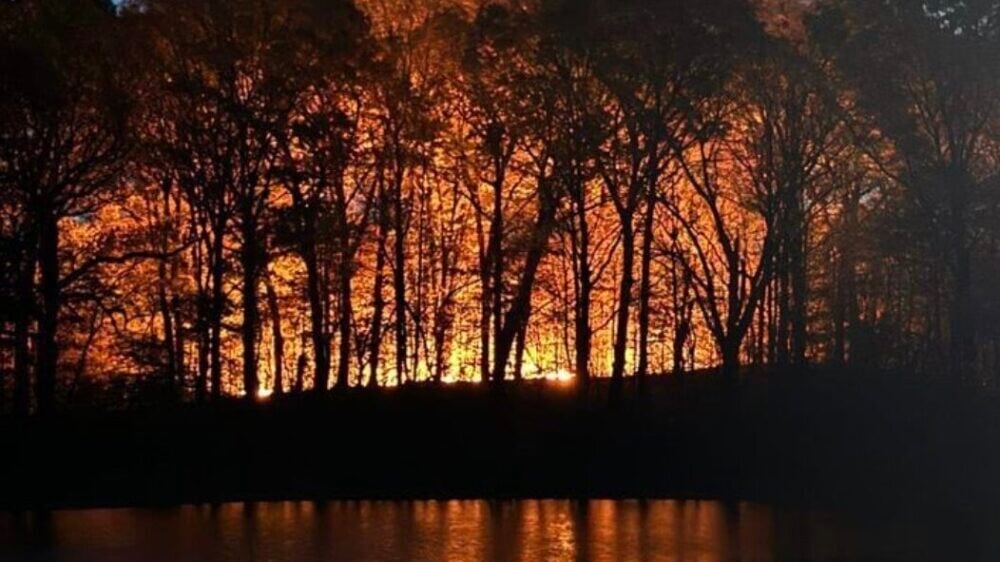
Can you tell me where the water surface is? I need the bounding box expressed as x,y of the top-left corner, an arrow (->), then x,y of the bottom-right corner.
0,499 -> 994,561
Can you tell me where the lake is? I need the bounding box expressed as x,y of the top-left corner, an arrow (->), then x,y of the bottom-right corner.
1,499 -> 995,561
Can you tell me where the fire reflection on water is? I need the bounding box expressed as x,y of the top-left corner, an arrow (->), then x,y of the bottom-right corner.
1,499 -> 961,561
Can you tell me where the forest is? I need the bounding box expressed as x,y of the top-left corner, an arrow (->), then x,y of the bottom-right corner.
1,0 -> 999,417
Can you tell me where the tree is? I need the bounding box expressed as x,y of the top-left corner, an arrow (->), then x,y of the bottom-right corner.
814,0 -> 1000,379
0,0 -> 130,413
457,4 -> 526,383
590,0 -> 754,380
272,2 -> 370,391
730,42 -> 844,368
664,75 -> 779,379
369,9 -> 445,386
142,0 -> 365,398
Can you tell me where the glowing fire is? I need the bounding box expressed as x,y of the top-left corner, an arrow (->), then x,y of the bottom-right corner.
255,388 -> 274,400
543,369 -> 574,383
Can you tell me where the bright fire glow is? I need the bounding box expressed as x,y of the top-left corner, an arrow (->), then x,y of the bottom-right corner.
543,369 -> 574,383
255,388 -> 274,400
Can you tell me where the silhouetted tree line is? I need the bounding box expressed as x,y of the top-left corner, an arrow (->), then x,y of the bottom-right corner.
0,0 -> 998,414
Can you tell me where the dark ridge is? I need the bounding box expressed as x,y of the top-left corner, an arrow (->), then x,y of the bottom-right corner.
2,368 -> 998,515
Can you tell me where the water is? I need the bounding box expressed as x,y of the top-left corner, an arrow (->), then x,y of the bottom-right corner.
0,500 -> 994,561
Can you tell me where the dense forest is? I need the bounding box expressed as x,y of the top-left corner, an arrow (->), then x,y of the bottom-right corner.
1,0 -> 998,416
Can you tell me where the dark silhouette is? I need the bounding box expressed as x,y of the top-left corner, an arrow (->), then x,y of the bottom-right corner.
0,0 -> 998,518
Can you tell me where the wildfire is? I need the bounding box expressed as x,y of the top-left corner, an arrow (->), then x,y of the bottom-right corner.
543,369 -> 574,383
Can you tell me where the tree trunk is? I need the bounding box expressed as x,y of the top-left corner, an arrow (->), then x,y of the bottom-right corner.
264,271 -> 284,395
369,206 -> 387,388
209,227 -> 225,400
35,208 -> 59,415
171,239 -> 186,393
573,199 -> 592,384
833,188 -> 859,365
13,229 -> 37,416
196,319 -> 209,402
240,210 -> 260,401
490,181 -> 504,384
513,300 -> 530,381
294,352 -> 306,393
636,197 -> 655,379
12,305 -> 32,416
156,188 -> 178,393
157,254 -> 177,391
790,213 -> 808,366
775,254 -> 790,367
303,246 -> 329,393
336,263 -> 353,390
492,192 -> 557,383
673,316 -> 690,376
392,186 -> 407,387
720,336 -> 741,382
832,258 -> 847,366
766,268 -> 778,365
611,219 -> 635,381
432,310 -> 446,384
479,273 -> 491,383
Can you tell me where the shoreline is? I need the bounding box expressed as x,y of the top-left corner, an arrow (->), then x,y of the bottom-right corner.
2,370 -> 997,514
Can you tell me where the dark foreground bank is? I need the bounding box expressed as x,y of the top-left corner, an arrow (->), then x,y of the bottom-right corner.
1,369 -> 998,512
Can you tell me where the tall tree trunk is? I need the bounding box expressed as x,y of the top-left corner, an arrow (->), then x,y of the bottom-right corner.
720,335 -> 741,382
392,186 -> 407,387
369,204 -> 387,388
264,271 -> 284,395
13,226 -> 37,416
832,257 -> 847,366
156,188 -> 178,393
294,351 -> 306,393
35,208 -> 59,415
240,210 -> 260,401
673,321 -> 689,376
789,211 -> 808,366
12,305 -> 32,416
192,233 -> 207,401
720,251 -> 746,382
673,307 -> 691,376
766,267 -> 778,365
209,227 -> 225,400
196,317 -> 209,402
670,257 -> 692,376
611,219 -> 635,381
775,252 -> 790,367
432,309 -> 446,384
492,192 -> 557,383
303,244 -> 329,393
482,131 -> 509,384
573,195 -> 592,384
636,197 -> 655,379
336,263 -> 353,390
513,300 -> 530,381
833,188 -> 859,366
490,178 -> 504,384
158,254 -> 177,391
170,196 -> 186,392
413,199 -> 427,384
479,271 -> 491,383
754,283 -> 767,366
